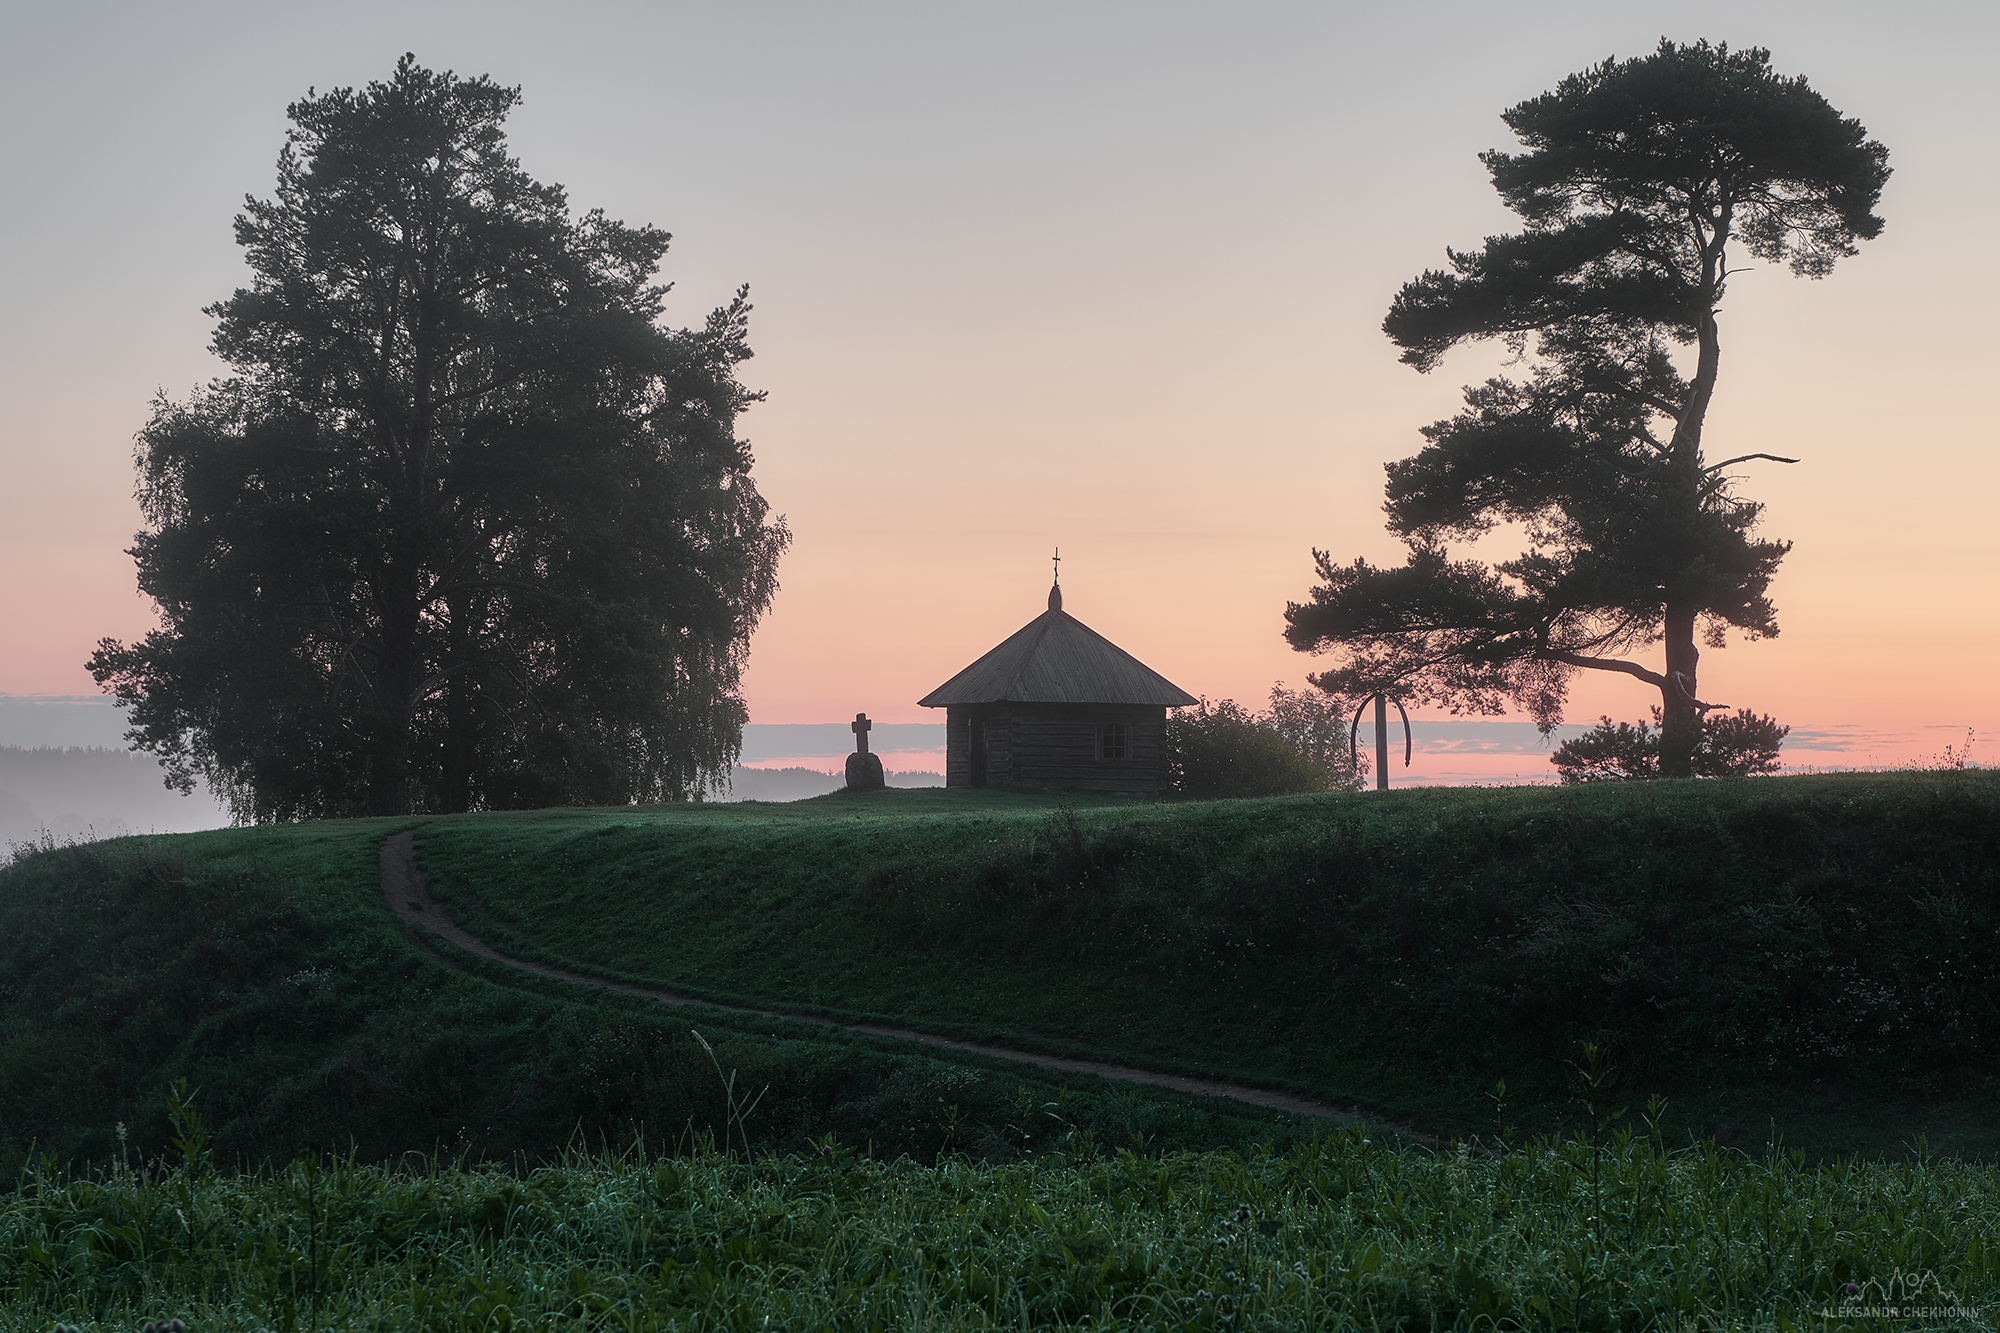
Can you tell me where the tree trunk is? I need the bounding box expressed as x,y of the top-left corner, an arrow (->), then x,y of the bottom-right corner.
1658,604 -> 1700,779
369,457 -> 426,816
1655,260 -> 1723,781
369,564 -> 420,816
441,589 -> 475,814
367,697 -> 415,815
371,251 -> 440,818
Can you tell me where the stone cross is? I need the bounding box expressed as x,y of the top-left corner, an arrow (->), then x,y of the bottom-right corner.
845,712 -> 885,792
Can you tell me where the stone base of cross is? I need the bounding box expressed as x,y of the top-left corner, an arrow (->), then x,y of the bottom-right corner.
844,712 -> 885,792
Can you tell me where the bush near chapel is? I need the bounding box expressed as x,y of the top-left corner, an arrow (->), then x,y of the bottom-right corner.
1166,687 -> 1364,798
1552,707 -> 1788,783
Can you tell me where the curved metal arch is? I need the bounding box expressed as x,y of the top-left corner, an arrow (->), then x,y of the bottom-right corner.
1348,692 -> 1413,769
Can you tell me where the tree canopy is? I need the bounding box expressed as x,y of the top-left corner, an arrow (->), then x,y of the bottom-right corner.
1284,41 -> 1887,777
90,57 -> 789,819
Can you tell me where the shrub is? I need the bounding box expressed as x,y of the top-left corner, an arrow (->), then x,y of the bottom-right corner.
1552,707 -> 1788,783
1167,687 -> 1363,798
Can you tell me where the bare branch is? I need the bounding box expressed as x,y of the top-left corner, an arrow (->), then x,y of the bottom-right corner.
1621,389 -> 1688,419
1538,648 -> 1668,690
1703,452 -> 1799,472
1669,671 -> 1728,714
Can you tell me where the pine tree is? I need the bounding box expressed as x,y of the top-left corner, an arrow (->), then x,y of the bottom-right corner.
1286,42 -> 1886,776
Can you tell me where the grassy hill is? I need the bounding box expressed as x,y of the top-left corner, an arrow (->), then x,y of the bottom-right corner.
0,800 -> 1310,1181
410,771 -> 2000,1160
2,771 -> 1996,1178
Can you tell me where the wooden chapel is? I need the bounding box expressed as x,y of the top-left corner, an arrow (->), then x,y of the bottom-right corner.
918,575 -> 1195,792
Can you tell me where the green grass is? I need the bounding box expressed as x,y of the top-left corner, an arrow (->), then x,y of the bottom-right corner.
7,1129 -> 1995,1329
0,815 -> 1323,1180
411,772 -> 2000,1161
4,771 -> 1996,1178
6,773 -> 1997,1326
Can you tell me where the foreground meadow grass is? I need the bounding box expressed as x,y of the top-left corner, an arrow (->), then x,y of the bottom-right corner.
6,1128 -> 1996,1330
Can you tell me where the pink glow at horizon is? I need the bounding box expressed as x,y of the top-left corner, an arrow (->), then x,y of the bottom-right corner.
732,725 -> 1980,787
1,2 -> 1994,778
735,751 -> 947,775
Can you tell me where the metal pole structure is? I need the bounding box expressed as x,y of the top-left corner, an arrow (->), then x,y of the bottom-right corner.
1350,691 -> 1414,792
1374,693 -> 1389,791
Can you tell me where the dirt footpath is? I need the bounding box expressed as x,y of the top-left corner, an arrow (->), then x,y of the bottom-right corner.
379,829 -> 1370,1125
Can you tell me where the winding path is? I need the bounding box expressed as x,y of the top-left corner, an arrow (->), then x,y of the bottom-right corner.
379,830 -> 1370,1125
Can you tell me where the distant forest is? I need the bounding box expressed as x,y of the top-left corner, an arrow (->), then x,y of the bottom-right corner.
0,749 -> 936,849
0,747 -> 229,846
723,766 -> 943,803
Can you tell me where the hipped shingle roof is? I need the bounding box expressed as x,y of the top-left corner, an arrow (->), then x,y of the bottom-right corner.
918,586 -> 1197,708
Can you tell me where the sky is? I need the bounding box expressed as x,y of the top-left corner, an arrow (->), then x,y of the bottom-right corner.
1,0 -> 1993,781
